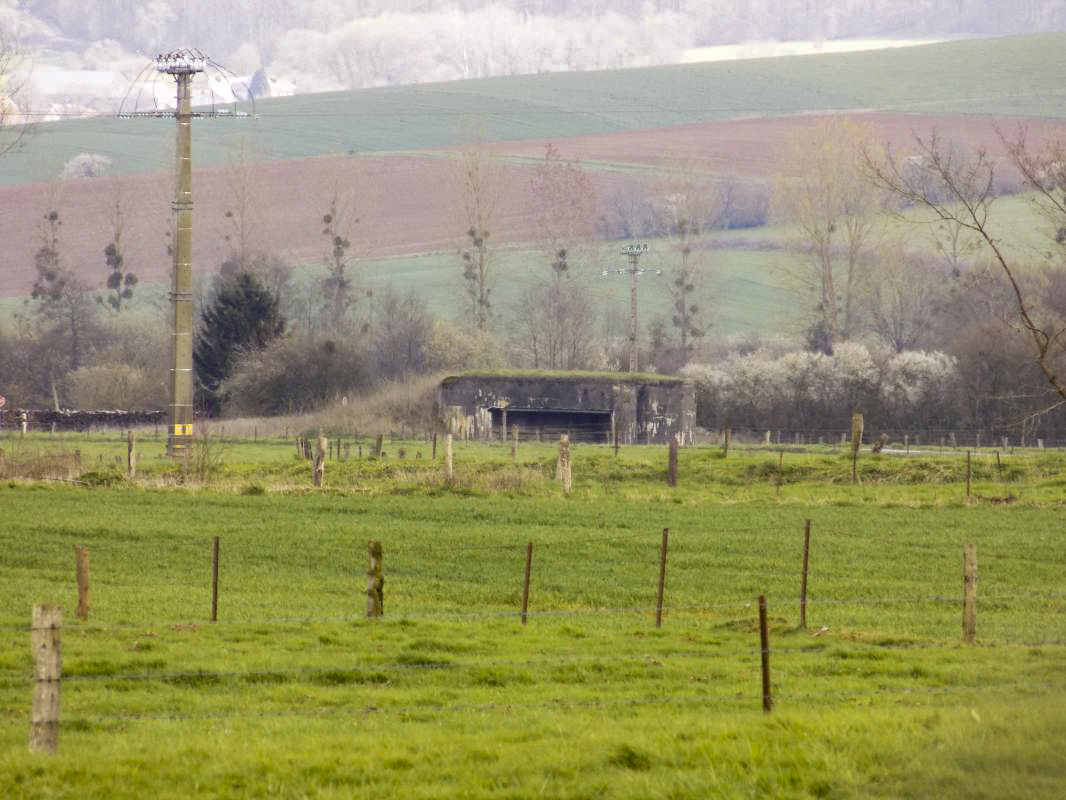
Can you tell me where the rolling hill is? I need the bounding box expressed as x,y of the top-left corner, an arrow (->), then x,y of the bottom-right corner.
3,33 -> 1066,339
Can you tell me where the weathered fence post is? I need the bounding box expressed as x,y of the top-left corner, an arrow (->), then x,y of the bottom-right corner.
655,528 -> 669,628
965,450 -> 972,501
210,536 -> 220,623
667,436 -> 679,487
557,435 -> 572,494
521,541 -> 533,625
963,544 -> 977,644
30,604 -> 61,753
313,434 -> 326,487
800,520 -> 811,629
432,432 -> 437,461
758,594 -> 772,713
74,546 -> 89,621
722,428 -> 731,457
126,430 -> 136,479
374,433 -> 384,458
367,540 -> 384,618
850,412 -> 864,485
612,416 -> 619,457
444,433 -> 454,482
511,426 -> 519,460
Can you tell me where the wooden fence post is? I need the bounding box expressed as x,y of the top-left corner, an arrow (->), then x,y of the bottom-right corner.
432,432 -> 437,461
30,604 -> 61,753
667,436 -> 678,487
758,594 -> 772,713
521,541 -> 533,625
655,528 -> 669,628
126,430 -> 136,479
511,426 -> 519,460
963,544 -> 977,644
557,435 -> 572,494
211,536 -> 220,623
313,434 -> 326,487
722,428 -> 731,457
965,450 -> 972,501
74,546 -> 89,621
800,520 -> 811,629
374,433 -> 384,458
444,433 -> 454,481
850,412 -> 864,484
367,540 -> 384,618
612,416 -> 619,457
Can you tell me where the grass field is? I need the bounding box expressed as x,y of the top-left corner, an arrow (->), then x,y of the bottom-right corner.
1,433 -> 1064,798
5,33 -> 1066,187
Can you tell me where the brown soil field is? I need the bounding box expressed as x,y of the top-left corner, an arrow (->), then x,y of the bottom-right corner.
485,112 -> 1066,177
2,111 -> 1065,298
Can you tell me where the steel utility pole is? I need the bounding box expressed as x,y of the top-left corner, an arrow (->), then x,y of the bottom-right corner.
120,50 -> 248,457
602,243 -> 659,372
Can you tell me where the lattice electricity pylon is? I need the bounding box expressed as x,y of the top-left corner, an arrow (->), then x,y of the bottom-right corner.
602,244 -> 661,373
119,50 -> 254,457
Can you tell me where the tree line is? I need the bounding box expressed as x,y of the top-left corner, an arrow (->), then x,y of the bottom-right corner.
2,122 -> 1066,440
11,2 -> 1066,94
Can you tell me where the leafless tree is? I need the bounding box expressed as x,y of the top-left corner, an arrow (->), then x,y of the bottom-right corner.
867,130 -> 1066,409
513,144 -> 599,368
0,32 -> 31,159
320,188 -> 359,332
868,247 -> 947,352
655,164 -> 725,360
98,187 -> 138,312
773,119 -> 887,353
456,138 -> 500,332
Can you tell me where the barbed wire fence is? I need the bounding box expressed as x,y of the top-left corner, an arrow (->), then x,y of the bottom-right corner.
11,523 -> 1066,751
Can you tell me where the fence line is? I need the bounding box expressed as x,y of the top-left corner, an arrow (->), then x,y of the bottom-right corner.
41,680 -> 1066,728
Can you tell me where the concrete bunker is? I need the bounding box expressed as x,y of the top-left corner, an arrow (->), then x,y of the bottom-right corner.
438,371 -> 696,445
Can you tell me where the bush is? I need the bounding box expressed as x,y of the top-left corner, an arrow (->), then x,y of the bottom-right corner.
224,333 -> 371,416
69,363 -> 164,410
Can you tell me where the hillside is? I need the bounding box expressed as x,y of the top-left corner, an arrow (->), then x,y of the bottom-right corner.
3,34 -> 1066,339
4,33 -> 1066,187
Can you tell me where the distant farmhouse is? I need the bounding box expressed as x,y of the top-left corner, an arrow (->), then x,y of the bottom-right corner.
438,371 -> 695,445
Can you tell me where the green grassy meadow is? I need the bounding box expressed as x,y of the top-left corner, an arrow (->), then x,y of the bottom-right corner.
1,433 -> 1065,797
6,33 -> 1066,186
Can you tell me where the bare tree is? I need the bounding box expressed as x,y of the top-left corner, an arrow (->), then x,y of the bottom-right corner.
457,139 -> 500,332
867,130 -> 1066,408
0,33 -> 31,159
220,139 -> 291,297
773,119 -> 886,353
513,144 -> 599,368
221,138 -> 261,276
99,187 -> 139,312
30,208 -> 98,403
656,165 -> 724,362
868,247 -> 947,352
320,189 -> 358,332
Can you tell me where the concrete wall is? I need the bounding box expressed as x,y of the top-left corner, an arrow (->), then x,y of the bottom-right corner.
437,374 -> 695,444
